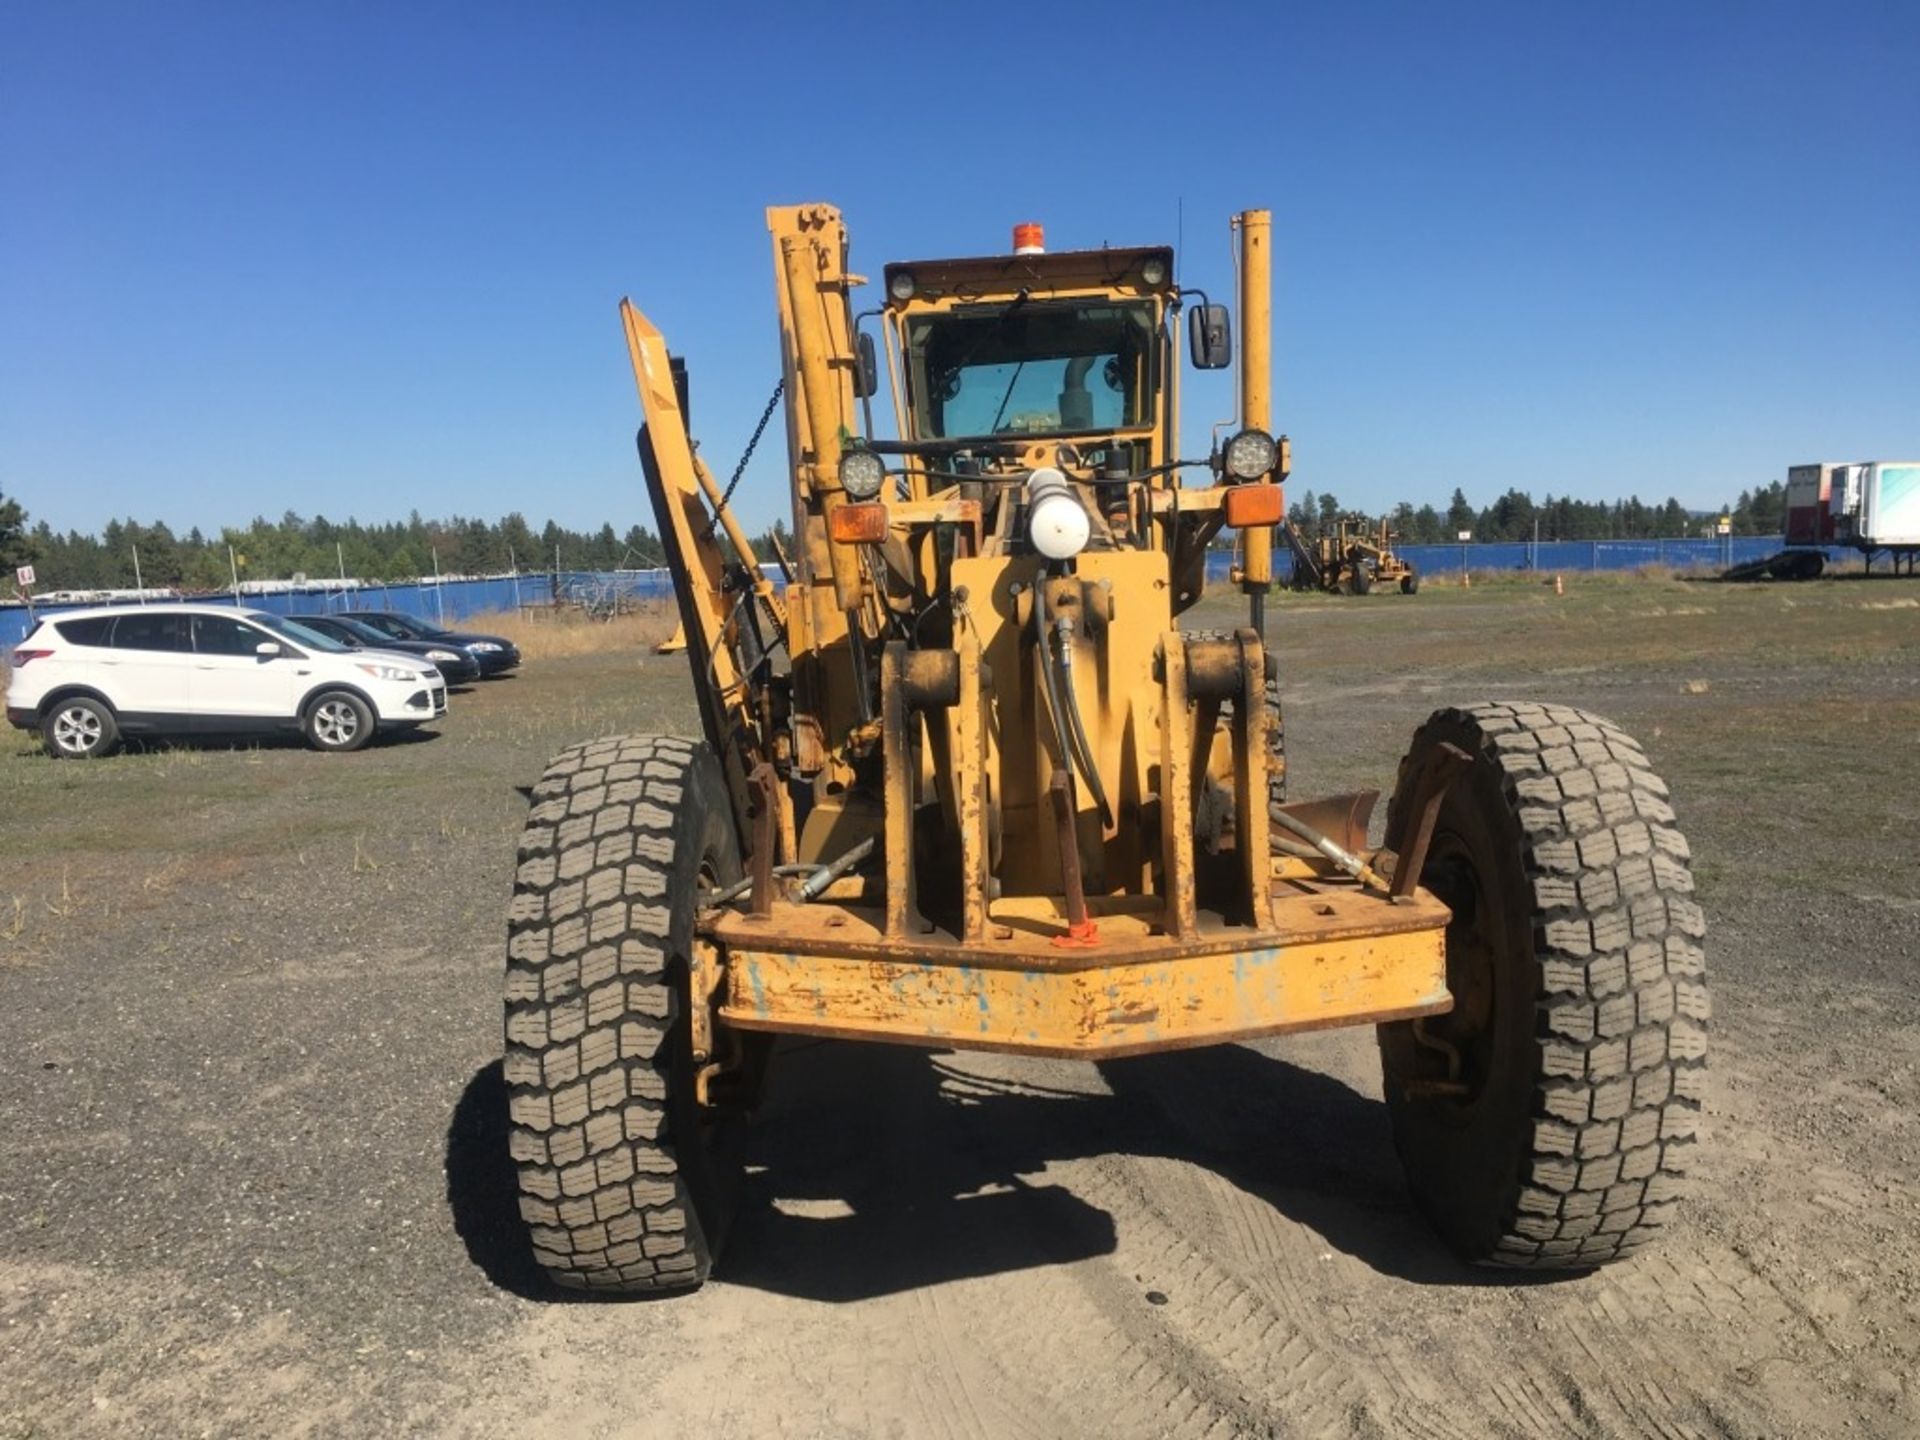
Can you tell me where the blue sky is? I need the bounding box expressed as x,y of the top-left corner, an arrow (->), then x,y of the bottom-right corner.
3,1 -> 1915,538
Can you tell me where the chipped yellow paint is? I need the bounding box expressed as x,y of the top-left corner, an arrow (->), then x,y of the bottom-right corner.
719,924 -> 1449,1059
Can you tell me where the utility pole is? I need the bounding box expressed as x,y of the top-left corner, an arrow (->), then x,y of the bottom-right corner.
432,546 -> 445,626
228,544 -> 242,602
132,543 -> 145,603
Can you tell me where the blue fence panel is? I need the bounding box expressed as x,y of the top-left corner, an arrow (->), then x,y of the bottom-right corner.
1197,537 -> 1792,587
0,569 -> 676,650
268,574 -> 577,625
1387,535 -> 1800,577
1204,551 -> 1275,583
0,541 -> 1864,654
0,577 -> 540,651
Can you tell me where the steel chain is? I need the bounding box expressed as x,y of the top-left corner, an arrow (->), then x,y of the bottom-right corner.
702,378 -> 785,543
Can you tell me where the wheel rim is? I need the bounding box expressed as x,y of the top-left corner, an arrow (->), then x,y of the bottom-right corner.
314,699 -> 359,746
1413,838 -> 1500,1106
53,706 -> 103,754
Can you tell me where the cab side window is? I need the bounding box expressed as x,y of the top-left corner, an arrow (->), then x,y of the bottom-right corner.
110,613 -> 189,652
193,614 -> 270,657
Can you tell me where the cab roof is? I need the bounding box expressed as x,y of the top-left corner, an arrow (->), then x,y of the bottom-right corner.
882,245 -> 1174,306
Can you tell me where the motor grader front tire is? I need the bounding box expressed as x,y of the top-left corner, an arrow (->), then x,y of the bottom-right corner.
503,734 -> 744,1294
1379,703 -> 1707,1270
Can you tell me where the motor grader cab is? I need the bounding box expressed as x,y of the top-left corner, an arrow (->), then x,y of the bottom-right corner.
501,206 -> 1709,1294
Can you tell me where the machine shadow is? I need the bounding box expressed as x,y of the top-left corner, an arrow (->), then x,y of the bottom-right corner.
447,1041 -> 1562,1305
445,1061 -> 598,1303
719,1039 -> 1521,1301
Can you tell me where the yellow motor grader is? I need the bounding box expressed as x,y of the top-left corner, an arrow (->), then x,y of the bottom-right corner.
1284,514 -> 1420,595
502,206 -> 1708,1293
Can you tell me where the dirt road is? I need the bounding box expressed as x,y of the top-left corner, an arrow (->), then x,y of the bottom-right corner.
3,579 -> 1916,1438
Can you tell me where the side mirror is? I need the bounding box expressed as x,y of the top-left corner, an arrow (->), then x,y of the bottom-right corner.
854,331 -> 880,399
1189,304 -> 1233,370
255,641 -> 283,659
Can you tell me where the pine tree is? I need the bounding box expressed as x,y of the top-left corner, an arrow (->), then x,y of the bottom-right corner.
136,522 -> 184,586
498,512 -> 538,571
1446,487 -> 1475,537
0,485 -> 28,571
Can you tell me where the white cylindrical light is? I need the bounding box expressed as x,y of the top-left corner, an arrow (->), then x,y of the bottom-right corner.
1223,428 -> 1279,481
838,448 -> 887,499
1026,467 -> 1090,560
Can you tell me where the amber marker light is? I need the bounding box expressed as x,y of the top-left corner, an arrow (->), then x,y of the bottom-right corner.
1223,485 -> 1284,528
829,503 -> 889,543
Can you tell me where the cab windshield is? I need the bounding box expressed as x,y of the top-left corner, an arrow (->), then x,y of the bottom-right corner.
905,299 -> 1157,441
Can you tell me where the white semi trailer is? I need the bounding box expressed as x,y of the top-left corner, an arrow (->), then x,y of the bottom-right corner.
1829,461 -> 1920,571
1737,460 -> 1919,582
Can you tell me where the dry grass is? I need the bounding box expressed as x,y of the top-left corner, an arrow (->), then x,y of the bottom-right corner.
1447,563 -> 1704,588
466,602 -> 679,660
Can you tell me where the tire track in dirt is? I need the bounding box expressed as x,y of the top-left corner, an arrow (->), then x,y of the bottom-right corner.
905,1279 -> 1062,1440
851,1045 -> 1767,1439
1070,1037 -> 1847,1439
737,1054 -> 1261,1440
1068,1053 -> 1427,1435
430,1024 -> 1900,1440
916,1052 -> 1375,1439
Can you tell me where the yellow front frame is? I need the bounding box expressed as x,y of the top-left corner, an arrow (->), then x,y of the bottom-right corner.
708,879 -> 1452,1059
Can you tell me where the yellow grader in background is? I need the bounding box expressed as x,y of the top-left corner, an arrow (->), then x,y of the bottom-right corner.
1282,513 -> 1419,595
502,206 -> 1708,1293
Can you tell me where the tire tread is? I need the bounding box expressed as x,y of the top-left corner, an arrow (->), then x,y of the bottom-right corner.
1396,701 -> 1706,1270
505,734 -> 717,1293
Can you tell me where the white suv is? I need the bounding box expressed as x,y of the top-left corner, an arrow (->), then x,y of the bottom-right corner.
5,604 -> 446,758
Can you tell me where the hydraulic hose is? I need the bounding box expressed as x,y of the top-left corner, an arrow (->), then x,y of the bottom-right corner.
1032,578 -> 1078,797
1053,615 -> 1114,830
1034,575 -> 1113,830
700,836 -> 879,910
845,616 -> 874,724
795,836 -> 878,902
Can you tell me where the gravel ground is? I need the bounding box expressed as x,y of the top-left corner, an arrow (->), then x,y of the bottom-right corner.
2,577 -> 1916,1439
